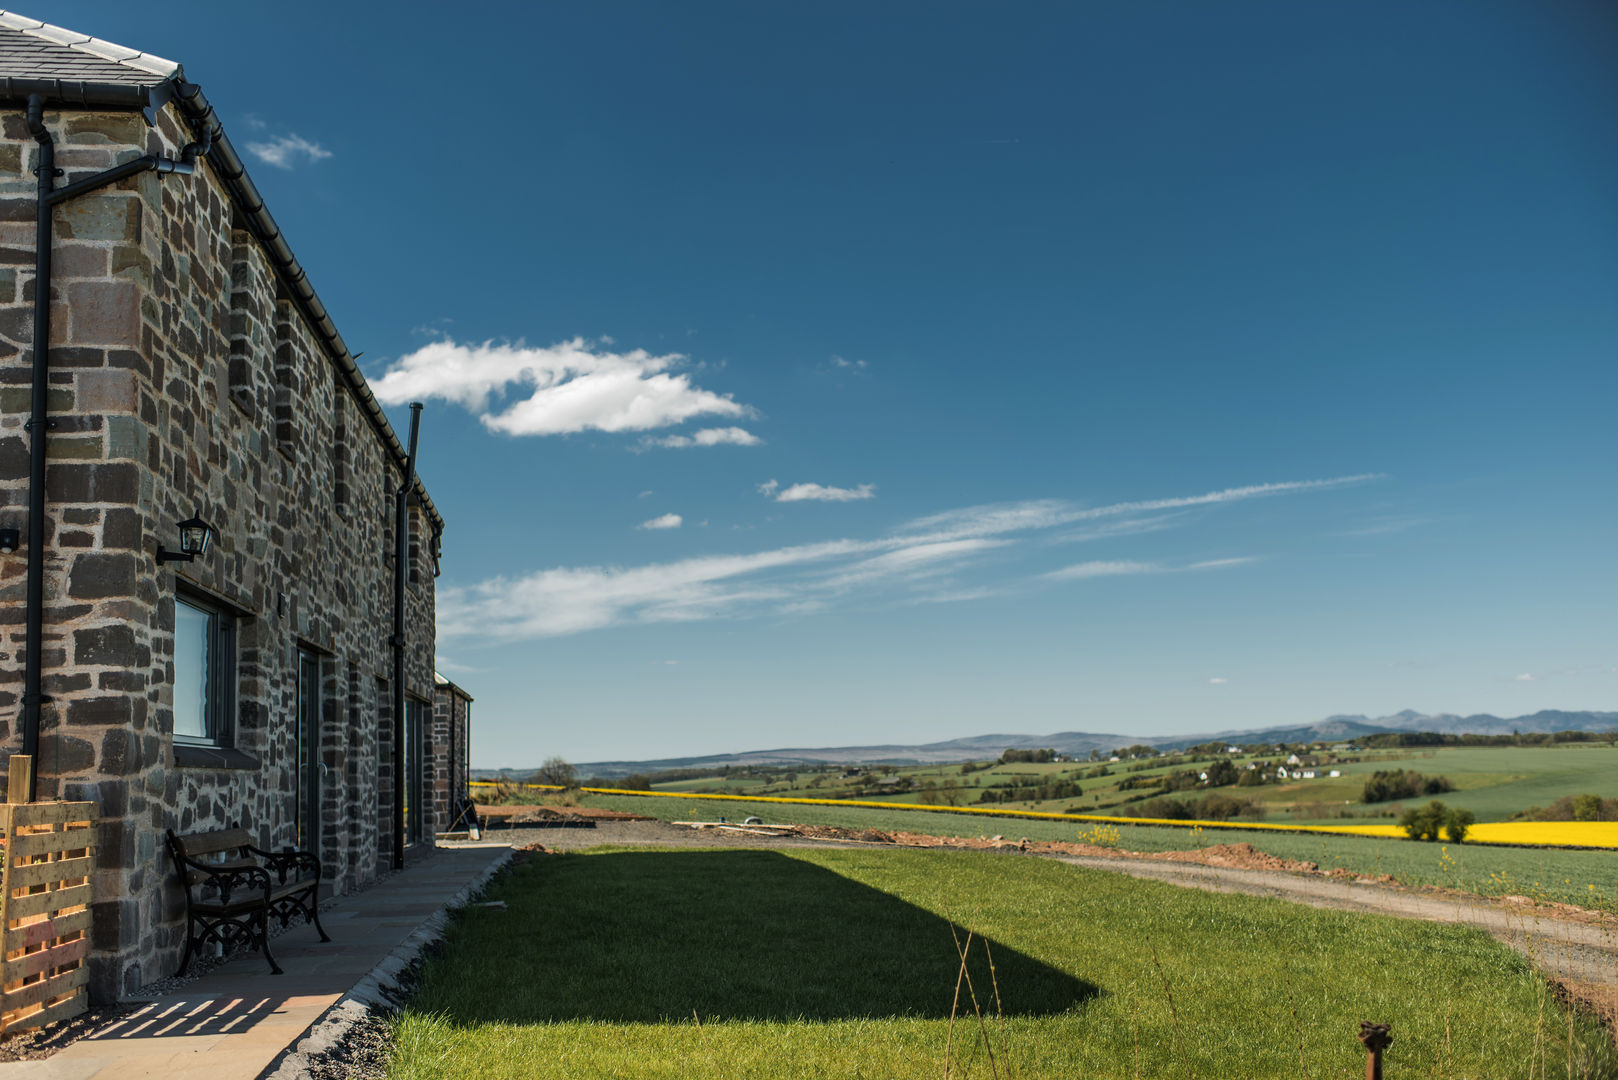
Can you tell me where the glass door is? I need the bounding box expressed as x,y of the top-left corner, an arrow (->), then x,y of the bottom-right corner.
404,698 -> 423,844
297,650 -> 322,856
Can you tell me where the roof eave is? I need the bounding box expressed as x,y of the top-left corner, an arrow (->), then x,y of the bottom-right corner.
5,76 -> 444,532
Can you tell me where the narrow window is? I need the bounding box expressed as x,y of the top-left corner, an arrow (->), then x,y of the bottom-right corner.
274,300 -> 298,453
407,506 -> 422,589
332,383 -> 349,514
173,594 -> 237,745
227,230 -> 260,417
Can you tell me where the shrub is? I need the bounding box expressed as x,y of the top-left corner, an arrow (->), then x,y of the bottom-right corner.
1401,800 -> 1474,843
1364,769 -> 1453,804
1510,794 -> 1618,822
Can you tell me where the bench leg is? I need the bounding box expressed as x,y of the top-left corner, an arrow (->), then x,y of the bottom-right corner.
258,908 -> 283,975
311,901 -> 331,943
174,921 -> 197,978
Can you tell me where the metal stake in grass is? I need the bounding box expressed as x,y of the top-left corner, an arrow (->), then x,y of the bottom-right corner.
1357,1021 -> 1392,1080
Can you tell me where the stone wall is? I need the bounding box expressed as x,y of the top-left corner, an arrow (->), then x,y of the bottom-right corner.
0,102 -> 445,999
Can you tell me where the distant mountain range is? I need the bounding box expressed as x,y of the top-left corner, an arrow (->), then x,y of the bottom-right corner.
476,709 -> 1618,780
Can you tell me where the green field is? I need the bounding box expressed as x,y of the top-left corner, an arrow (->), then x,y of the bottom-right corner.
388,845 -> 1605,1079
571,791 -> 1618,910
610,741 -> 1618,826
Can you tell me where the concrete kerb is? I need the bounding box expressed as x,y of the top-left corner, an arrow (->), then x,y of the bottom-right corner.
258,848 -> 517,1080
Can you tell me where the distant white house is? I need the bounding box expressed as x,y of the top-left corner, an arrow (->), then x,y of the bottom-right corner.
1225,746 -> 1242,754
1286,753 -> 1304,766
1276,766 -> 1291,780
1329,769 -> 1342,778
1301,769 -> 1319,779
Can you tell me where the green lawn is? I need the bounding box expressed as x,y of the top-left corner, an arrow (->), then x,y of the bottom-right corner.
574,791 -> 1618,910
389,846 -> 1601,1079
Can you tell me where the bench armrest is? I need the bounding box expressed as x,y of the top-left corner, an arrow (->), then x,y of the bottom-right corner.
246,845 -> 321,885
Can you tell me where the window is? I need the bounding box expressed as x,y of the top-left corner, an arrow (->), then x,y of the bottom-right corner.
173,594 -> 237,745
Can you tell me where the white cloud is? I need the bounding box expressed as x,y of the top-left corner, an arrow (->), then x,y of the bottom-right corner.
829,355 -> 869,372
1209,677 -> 1228,685
638,513 -> 683,531
775,482 -> 876,503
643,427 -> 763,449
372,338 -> 753,437
244,133 -> 332,170
1514,673 -> 1536,682
439,475 -> 1377,642
1046,560 -> 1161,581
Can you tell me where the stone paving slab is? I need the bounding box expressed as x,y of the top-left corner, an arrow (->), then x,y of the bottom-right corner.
0,845 -> 512,1080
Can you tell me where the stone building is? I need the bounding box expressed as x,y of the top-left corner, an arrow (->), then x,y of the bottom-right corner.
0,15 -> 471,999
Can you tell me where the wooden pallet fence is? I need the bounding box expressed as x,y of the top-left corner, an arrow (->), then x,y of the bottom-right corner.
0,758 -> 95,1035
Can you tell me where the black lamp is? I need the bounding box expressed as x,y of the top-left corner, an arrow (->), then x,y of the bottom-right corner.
156,513 -> 218,566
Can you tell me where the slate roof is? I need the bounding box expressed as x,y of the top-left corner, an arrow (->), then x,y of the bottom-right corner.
0,12 -> 178,84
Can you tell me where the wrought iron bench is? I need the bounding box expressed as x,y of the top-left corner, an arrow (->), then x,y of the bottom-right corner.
166,827 -> 330,976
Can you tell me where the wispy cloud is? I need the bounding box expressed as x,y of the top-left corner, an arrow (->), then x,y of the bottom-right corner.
1334,514 -> 1437,537
244,133 -> 332,170
1514,673 -> 1536,682
642,426 -> 763,449
1209,677 -> 1229,685
827,355 -> 869,373
439,475 -> 1375,642
1044,557 -> 1254,581
774,482 -> 876,503
638,513 -> 683,531
372,338 -> 753,437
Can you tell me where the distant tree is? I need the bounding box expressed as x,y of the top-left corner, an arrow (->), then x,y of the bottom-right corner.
1573,793 -> 1603,822
1444,808 -> 1475,843
1000,748 -> 1056,764
1364,769 -> 1452,804
532,756 -> 577,788
1204,759 -> 1238,787
1400,800 -> 1469,842
617,773 -> 652,791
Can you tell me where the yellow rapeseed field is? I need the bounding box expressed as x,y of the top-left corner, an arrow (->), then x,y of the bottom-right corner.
470,781 -> 1618,849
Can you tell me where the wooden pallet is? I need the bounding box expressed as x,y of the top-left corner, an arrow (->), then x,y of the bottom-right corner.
0,758 -> 94,1035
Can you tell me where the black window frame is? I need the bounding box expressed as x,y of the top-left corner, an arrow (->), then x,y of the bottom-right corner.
172,589 -> 239,749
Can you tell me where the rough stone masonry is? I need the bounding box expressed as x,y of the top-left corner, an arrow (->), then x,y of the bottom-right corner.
0,81 -> 461,998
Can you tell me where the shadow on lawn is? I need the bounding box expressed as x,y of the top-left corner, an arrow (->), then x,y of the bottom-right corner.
434,849 -> 1096,1024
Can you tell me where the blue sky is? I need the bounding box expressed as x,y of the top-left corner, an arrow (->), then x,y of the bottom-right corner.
65,2 -> 1618,764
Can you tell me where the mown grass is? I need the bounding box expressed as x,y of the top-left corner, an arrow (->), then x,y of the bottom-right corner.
574,791 -> 1618,910
389,846 -> 1603,1079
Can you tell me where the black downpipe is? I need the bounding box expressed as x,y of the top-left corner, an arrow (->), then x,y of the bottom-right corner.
392,403 -> 423,870
19,95 -> 208,796
21,95 -> 54,781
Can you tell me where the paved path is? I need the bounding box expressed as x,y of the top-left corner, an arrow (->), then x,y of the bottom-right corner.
0,845 -> 511,1080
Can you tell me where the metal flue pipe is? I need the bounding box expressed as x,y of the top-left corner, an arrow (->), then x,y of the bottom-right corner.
391,403 -> 422,870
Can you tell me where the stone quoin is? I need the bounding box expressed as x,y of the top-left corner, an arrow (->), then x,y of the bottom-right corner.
0,12 -> 474,1000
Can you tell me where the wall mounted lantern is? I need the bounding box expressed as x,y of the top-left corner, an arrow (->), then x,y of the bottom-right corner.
156,513 -> 218,566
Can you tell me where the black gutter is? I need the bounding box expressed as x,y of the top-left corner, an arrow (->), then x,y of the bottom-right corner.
391,403 -> 423,870
21,93 -> 207,794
